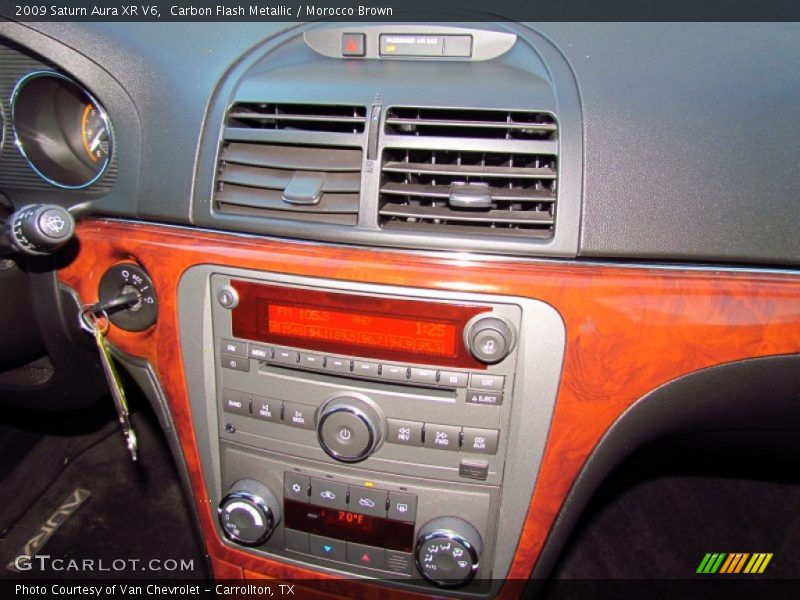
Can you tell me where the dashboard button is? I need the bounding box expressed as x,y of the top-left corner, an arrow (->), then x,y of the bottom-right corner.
348,485 -> 387,518
310,534 -> 346,562
252,396 -> 280,422
221,354 -> 249,372
438,371 -> 468,388
469,373 -> 505,391
459,459 -> 489,481
318,409 -> 373,461
309,478 -> 348,510
273,349 -> 299,366
285,529 -> 309,553
325,357 -> 352,374
284,472 -> 310,503
222,389 -> 250,415
220,338 -> 246,357
283,402 -> 315,429
387,492 -> 417,521
462,427 -> 499,454
466,389 -> 504,406
341,33 -> 366,57
216,286 -> 239,309
385,550 -> 413,575
409,367 -> 438,385
352,361 -> 379,378
423,424 -> 461,451
347,542 -> 385,570
387,419 -> 423,447
299,352 -> 324,369
381,364 -> 409,382
248,344 -> 273,361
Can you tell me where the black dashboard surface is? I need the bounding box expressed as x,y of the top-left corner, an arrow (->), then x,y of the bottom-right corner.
1,21 -> 798,266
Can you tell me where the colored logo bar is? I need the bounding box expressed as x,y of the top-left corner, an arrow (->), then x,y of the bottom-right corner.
696,552 -> 773,574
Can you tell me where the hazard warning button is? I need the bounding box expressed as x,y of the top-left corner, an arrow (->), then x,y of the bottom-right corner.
341,33 -> 366,57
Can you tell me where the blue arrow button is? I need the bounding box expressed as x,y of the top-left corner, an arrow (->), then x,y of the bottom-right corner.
323,545 -> 333,553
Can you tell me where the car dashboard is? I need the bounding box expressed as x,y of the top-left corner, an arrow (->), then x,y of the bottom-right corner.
0,19 -> 799,598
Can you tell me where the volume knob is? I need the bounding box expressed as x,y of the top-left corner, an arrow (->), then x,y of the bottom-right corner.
465,315 -> 515,364
316,394 -> 385,463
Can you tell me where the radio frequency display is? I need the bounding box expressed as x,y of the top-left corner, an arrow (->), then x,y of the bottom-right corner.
267,305 -> 457,358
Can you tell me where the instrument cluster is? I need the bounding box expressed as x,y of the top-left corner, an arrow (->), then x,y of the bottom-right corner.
10,71 -> 113,189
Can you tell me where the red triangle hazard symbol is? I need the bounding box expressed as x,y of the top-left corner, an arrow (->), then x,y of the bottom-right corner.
345,37 -> 358,52
361,553 -> 371,563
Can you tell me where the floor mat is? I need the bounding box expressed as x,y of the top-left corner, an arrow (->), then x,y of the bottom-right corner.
541,438 -> 800,598
0,400 -> 208,580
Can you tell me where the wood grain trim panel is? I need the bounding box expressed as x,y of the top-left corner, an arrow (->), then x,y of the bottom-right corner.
58,220 -> 800,595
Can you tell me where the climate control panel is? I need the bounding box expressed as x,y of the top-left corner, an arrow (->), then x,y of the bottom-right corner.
217,446 -> 496,588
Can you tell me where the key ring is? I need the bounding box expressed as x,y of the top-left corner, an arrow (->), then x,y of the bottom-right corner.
80,307 -> 110,335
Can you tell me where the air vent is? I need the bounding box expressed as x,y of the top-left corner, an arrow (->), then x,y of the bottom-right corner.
214,103 -> 365,226
379,108 -> 558,238
228,103 -> 367,134
385,107 -> 556,140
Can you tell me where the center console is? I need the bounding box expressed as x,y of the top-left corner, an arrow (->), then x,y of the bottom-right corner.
178,265 -> 565,594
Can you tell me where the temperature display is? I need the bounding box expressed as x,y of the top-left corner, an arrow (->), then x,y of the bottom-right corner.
284,499 -> 414,551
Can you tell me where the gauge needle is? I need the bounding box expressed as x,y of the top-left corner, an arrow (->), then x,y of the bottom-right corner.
89,130 -> 105,153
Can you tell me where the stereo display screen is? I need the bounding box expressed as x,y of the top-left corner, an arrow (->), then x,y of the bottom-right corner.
267,304 -> 457,358
230,280 -> 488,369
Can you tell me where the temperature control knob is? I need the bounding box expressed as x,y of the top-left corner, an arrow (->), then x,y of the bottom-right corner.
316,394 -> 385,463
415,516 -> 483,587
218,479 -> 282,547
465,315 -> 515,364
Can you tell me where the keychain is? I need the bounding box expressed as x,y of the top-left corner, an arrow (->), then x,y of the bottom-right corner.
80,298 -> 140,462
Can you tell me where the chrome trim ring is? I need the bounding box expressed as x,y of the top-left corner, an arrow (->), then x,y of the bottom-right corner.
11,70 -> 114,190
218,490 -> 276,547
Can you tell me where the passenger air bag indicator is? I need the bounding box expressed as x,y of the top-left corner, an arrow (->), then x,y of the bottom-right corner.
379,35 -> 472,58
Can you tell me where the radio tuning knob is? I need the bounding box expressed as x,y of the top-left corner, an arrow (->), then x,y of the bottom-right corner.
316,394 -> 385,463
218,479 -> 282,547
465,314 -> 516,364
415,516 -> 483,588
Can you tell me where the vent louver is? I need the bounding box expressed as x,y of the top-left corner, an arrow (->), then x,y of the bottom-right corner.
214,103 -> 366,226
379,108 -> 557,238
227,103 -> 367,134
